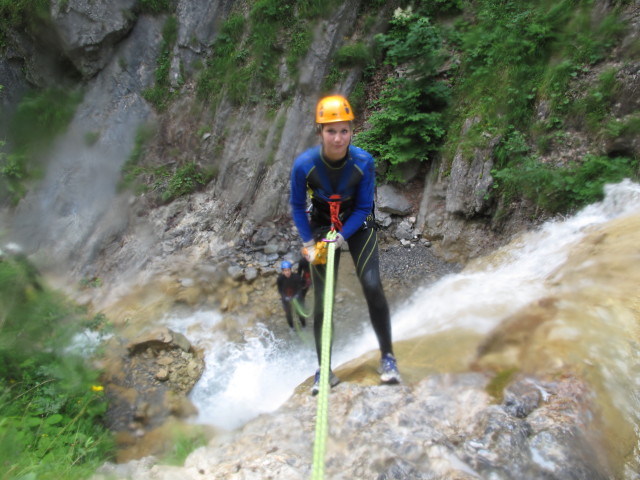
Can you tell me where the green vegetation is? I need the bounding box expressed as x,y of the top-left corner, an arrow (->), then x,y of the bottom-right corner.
486,367 -> 518,403
119,124 -> 215,203
568,68 -> 620,132
606,114 -> 640,140
84,131 -> 100,147
160,161 -> 214,203
143,15 -> 180,111
197,13 -> 248,105
0,0 -> 50,50
159,429 -> 209,466
335,41 -> 373,68
492,154 -> 639,213
3,0 -> 638,217
196,0 -> 341,107
0,87 -> 83,205
0,255 -> 114,479
119,123 -> 157,194
352,0 -> 637,211
285,26 -> 313,77
354,8 -> 450,181
443,0 -> 636,212
139,0 -> 174,15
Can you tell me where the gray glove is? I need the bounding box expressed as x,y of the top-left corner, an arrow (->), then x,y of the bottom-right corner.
302,240 -> 316,263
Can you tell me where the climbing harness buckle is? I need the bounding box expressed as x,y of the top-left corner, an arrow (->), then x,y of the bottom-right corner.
328,194 -> 343,232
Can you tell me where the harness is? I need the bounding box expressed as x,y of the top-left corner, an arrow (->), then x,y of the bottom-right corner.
311,153 -> 356,232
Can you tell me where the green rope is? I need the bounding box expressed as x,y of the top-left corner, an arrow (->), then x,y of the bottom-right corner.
311,230 -> 337,480
291,297 -> 313,347
292,296 -> 311,318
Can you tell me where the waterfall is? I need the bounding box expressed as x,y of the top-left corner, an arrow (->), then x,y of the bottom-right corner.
161,180 -> 640,445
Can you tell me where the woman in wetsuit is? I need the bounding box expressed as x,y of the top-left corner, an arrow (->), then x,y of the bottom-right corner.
289,95 -> 400,395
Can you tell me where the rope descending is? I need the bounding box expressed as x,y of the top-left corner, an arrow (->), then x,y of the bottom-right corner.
311,229 -> 337,480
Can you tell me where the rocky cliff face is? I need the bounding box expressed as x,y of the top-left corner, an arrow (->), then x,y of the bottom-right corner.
3,3 -> 640,477
1,1 -> 639,307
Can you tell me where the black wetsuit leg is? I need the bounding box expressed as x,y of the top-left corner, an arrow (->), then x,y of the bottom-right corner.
346,227 -> 394,356
295,292 -> 307,327
282,298 -> 294,329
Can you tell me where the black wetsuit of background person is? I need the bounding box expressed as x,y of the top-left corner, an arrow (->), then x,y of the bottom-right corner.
277,267 -> 305,329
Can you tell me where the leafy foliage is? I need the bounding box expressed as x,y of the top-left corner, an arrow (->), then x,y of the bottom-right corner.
138,0 -> 174,15
119,123 -> 157,193
143,15 -> 180,111
567,68 -> 620,131
492,154 -> 639,213
119,125 -> 215,203
197,0 -> 341,106
0,0 -> 49,49
0,256 -> 114,479
0,87 -> 82,204
440,0 -> 636,213
9,87 -> 83,152
196,13 -> 248,103
354,10 -> 450,181
335,42 -> 373,68
160,162 -> 214,203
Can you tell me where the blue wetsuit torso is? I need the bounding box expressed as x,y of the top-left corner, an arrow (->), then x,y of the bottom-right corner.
290,144 -> 375,242
289,143 -> 394,364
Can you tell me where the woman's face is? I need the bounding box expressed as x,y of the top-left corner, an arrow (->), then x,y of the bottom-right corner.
320,121 -> 352,161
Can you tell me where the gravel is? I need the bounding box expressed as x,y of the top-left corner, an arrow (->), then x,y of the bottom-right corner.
378,241 -> 463,303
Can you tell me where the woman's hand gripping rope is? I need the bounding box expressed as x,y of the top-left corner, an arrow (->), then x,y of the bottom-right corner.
302,240 -> 317,263
302,233 -> 344,265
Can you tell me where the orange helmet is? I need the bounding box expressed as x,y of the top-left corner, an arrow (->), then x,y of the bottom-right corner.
315,95 -> 355,124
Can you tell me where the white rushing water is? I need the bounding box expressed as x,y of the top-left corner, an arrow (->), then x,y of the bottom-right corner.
163,180 -> 640,432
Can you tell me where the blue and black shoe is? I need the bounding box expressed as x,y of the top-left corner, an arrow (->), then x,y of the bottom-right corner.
311,368 -> 340,396
379,353 -> 401,384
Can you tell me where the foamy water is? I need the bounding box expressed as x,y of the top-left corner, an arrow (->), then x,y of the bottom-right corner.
162,180 -> 640,433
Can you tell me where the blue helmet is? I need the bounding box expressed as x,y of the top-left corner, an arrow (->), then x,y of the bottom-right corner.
281,260 -> 292,270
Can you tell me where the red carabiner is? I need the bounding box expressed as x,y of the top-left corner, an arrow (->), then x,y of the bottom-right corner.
328,194 -> 343,232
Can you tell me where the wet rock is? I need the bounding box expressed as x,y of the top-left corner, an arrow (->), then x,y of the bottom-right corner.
108,371 -> 608,480
502,379 -> 543,418
252,224 -> 277,245
244,267 -> 258,282
377,184 -> 412,216
126,327 -> 192,354
227,265 -> 244,281
102,328 -> 205,460
155,368 -> 169,381
263,243 -> 279,254
394,218 -> 415,241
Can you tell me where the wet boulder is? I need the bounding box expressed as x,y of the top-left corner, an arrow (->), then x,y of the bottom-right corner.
102,327 -> 205,458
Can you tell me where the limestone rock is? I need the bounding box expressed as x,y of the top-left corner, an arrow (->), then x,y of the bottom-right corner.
377,184 -> 412,216
50,0 -> 138,78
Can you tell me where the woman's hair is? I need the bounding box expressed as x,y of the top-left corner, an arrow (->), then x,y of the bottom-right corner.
316,121 -> 354,135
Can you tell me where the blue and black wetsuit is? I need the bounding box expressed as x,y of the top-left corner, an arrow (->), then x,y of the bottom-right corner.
277,271 -> 305,329
290,144 -> 393,364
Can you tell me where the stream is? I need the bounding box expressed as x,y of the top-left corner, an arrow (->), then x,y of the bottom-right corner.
151,180 -> 640,477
